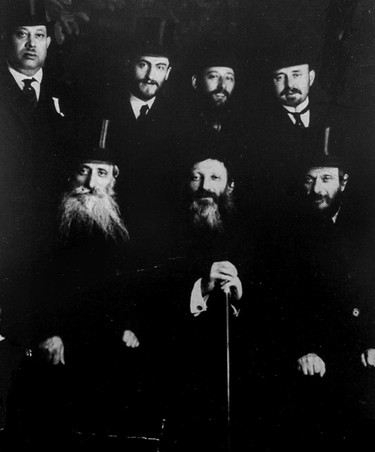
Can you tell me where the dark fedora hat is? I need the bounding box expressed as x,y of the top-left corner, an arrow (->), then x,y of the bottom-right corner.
177,133 -> 238,183
189,40 -> 240,75
72,119 -> 119,172
4,0 -> 48,30
265,34 -> 319,73
302,126 -> 351,173
128,16 -> 177,62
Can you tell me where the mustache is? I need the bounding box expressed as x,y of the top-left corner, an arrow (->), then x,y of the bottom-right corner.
308,193 -> 328,202
210,87 -> 230,98
281,87 -> 302,96
193,189 -> 219,203
71,186 -> 109,198
140,78 -> 159,86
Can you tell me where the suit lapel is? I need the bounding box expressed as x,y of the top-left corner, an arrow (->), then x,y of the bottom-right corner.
0,66 -> 34,128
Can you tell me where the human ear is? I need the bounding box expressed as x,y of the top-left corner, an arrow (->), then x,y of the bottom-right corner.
309,69 -> 316,87
192,75 -> 198,90
227,180 -> 235,193
340,173 -> 349,192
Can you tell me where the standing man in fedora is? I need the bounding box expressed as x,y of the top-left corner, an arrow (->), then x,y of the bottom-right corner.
0,0 -> 73,436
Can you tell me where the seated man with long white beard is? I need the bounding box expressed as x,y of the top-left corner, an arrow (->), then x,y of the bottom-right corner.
23,146 -> 143,441
41,146 -> 137,357
59,150 -> 129,255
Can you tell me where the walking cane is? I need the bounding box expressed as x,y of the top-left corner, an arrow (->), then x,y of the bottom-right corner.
224,284 -> 231,452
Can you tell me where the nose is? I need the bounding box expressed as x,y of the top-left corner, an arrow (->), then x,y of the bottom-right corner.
26,35 -> 36,48
284,75 -> 291,89
313,178 -> 324,194
218,77 -> 226,91
86,172 -> 98,191
202,177 -> 214,193
147,65 -> 157,80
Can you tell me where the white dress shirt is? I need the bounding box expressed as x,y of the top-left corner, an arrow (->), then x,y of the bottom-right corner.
129,94 -> 156,119
8,65 -> 43,100
283,97 -> 310,127
190,278 -> 240,317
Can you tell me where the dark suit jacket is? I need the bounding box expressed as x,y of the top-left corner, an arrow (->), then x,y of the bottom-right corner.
103,93 -> 180,266
0,63 -> 74,346
273,206 -> 375,420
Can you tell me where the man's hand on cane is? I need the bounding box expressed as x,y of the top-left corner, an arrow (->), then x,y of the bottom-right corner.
201,261 -> 242,300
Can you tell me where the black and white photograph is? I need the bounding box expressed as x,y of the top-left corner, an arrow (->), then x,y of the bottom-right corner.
0,1 -> 374,451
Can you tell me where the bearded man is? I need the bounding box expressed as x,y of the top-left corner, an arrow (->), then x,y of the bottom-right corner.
16,147 -> 145,445
171,144 -> 241,259
188,157 -> 235,232
157,142 -> 257,452
97,34 -> 181,266
59,158 -> 129,247
177,41 -> 248,154
272,138 -> 375,451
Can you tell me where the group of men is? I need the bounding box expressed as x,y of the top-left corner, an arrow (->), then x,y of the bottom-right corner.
1,1 -> 375,451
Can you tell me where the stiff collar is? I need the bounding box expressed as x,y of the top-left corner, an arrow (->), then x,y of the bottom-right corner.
129,93 -> 156,119
283,97 -> 310,114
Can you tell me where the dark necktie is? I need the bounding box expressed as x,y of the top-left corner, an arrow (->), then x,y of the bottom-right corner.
22,78 -> 37,108
289,104 -> 309,129
138,104 -> 149,121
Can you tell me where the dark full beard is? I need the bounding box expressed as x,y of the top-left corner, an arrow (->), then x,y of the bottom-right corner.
189,189 -> 235,232
201,90 -> 232,112
307,189 -> 342,220
190,198 -> 224,232
59,188 -> 129,243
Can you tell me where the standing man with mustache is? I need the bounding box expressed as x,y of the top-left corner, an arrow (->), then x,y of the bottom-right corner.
190,55 -> 236,134
247,37 -> 360,234
106,36 -> 179,266
179,41 -> 247,150
0,0 -> 73,316
0,0 -> 72,192
0,0 -> 74,439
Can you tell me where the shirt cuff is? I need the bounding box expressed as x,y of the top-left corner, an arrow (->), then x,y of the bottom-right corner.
190,278 -> 209,316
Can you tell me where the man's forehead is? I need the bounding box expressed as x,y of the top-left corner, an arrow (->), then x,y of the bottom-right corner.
192,158 -> 227,173
14,25 -> 47,33
135,55 -> 170,65
273,63 -> 309,74
306,166 -> 340,177
79,161 -> 114,170
203,66 -> 235,76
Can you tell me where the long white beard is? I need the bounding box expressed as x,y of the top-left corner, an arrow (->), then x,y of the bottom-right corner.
59,187 -> 129,243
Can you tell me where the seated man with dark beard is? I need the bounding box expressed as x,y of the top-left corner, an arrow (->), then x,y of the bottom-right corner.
160,141 -> 267,452
273,131 -> 375,451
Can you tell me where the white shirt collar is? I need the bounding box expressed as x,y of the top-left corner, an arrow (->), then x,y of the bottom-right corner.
283,97 -> 310,127
7,64 -> 43,100
283,97 -> 310,114
129,94 -> 156,119
332,206 -> 341,224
